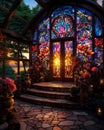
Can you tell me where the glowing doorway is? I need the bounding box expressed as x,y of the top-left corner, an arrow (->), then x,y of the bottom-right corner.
52,41 -> 73,80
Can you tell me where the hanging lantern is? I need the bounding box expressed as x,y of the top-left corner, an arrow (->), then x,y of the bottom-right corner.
97,107 -> 102,116
100,78 -> 104,85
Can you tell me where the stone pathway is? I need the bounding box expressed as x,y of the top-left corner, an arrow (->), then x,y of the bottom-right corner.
0,100 -> 104,130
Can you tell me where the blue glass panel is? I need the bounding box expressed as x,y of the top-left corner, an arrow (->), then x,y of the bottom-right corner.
33,31 -> 38,43
39,17 -> 50,31
94,17 -> 102,36
51,6 -> 74,22
39,31 -> 50,43
94,38 -> 103,67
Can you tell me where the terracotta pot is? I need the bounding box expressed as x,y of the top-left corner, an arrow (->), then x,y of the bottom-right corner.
0,96 -> 14,111
0,95 -> 14,124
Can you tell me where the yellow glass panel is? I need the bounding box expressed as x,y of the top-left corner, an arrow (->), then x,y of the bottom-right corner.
65,41 -> 73,78
53,42 -> 61,78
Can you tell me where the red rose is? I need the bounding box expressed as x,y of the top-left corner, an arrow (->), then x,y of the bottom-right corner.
83,72 -> 91,78
91,67 -> 98,72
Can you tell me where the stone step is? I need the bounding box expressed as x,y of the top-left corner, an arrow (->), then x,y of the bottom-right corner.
26,88 -> 72,99
32,82 -> 75,92
20,94 -> 80,109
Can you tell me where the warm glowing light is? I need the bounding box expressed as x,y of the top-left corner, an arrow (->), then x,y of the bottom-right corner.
100,79 -> 104,85
53,58 -> 60,77
54,58 -> 60,66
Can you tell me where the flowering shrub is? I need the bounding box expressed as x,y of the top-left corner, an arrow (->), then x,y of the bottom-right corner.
28,57 -> 50,83
83,71 -> 91,79
0,77 -> 16,97
91,66 -> 99,72
72,55 -> 101,94
28,59 -> 44,83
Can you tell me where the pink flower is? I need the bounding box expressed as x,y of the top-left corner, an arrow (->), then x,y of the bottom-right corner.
34,65 -> 41,71
91,67 -> 99,72
9,83 -> 16,93
0,77 -> 17,93
85,63 -> 91,70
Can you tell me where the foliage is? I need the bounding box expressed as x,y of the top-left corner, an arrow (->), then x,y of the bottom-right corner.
6,39 -> 29,59
16,1 -> 32,20
73,56 -> 102,90
91,0 -> 97,2
5,64 -> 16,80
32,5 -> 41,15
0,0 -> 40,33
20,71 -> 26,81
0,63 -> 16,80
0,0 -> 14,9
70,86 -> 80,96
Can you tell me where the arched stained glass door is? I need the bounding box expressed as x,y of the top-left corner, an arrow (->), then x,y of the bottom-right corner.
35,5 -> 104,81
51,6 -> 74,81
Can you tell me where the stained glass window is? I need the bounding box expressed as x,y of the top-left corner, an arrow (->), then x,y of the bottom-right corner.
94,17 -> 102,36
33,5 -> 104,79
32,45 -> 38,61
33,31 -> 38,44
39,17 -> 50,31
38,17 -> 50,69
51,6 -> 74,39
76,8 -> 93,62
94,38 -> 103,67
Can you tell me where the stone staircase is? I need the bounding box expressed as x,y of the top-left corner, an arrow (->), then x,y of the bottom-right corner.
19,82 -> 80,109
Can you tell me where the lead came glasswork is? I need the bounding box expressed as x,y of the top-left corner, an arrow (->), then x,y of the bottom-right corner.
51,6 -> 74,39
51,6 -> 74,22
76,8 -> 93,62
38,17 -> 50,69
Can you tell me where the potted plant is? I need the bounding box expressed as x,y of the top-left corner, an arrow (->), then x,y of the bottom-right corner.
0,77 -> 17,125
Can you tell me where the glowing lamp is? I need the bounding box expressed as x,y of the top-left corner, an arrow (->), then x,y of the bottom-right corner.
97,107 -> 102,116
100,78 -> 104,85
